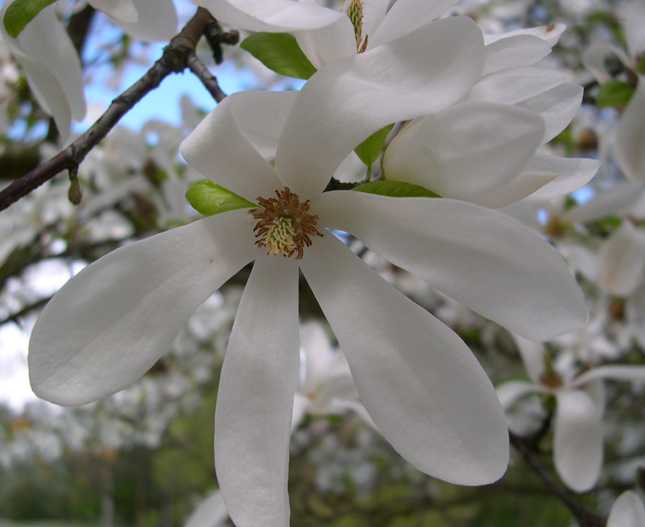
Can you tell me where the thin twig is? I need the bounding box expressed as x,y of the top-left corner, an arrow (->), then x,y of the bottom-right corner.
510,433 -> 605,527
0,8 -> 219,212
187,51 -> 227,102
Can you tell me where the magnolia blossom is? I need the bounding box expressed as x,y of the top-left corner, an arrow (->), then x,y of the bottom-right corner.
608,491 -> 645,527
199,0 -> 598,207
498,335 -> 645,492
0,0 -> 177,140
29,21 -> 587,526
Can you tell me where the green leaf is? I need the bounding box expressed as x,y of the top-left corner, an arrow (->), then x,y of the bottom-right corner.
596,80 -> 636,108
3,0 -> 56,38
240,32 -> 317,80
185,180 -> 255,216
354,124 -> 394,167
352,180 -> 440,198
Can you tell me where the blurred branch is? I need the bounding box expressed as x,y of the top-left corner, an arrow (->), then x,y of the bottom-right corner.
187,51 -> 227,102
0,7 -> 225,213
67,4 -> 96,57
509,433 -> 605,527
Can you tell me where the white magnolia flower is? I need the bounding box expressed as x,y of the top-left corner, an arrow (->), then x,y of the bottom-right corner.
608,491 -> 645,527
0,0 -> 177,139
29,23 -> 587,525
498,335 -> 645,492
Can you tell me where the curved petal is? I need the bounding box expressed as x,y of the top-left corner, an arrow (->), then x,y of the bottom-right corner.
88,0 -> 138,23
382,102 -> 544,199
115,0 -> 178,42
512,334 -> 546,384
184,491 -> 229,527
482,34 -> 553,76
564,182 -> 644,223
574,365 -> 645,386
483,24 -> 565,47
215,255 -> 299,527
28,210 -> 257,406
607,491 -> 645,527
300,234 -> 509,486
615,76 -> 645,184
553,390 -> 603,492
194,0 -> 345,32
521,154 -> 600,202
294,18 -> 356,69
582,42 -> 632,84
619,1 -> 645,60
180,91 -> 283,202
496,380 -> 543,409
275,16 -> 484,199
369,0 -> 460,48
597,221 -> 645,297
468,171 -> 557,209
313,192 -> 587,341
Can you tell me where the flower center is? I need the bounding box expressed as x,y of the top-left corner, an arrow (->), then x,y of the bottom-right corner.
346,0 -> 368,53
249,187 -> 323,259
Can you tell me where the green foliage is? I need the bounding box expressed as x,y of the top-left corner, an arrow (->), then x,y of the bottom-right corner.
596,80 -> 636,109
352,180 -> 440,198
240,32 -> 317,80
354,125 -> 394,168
185,179 -> 255,216
3,0 -> 57,38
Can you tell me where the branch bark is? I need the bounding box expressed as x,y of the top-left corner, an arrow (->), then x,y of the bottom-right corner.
0,7 -> 225,213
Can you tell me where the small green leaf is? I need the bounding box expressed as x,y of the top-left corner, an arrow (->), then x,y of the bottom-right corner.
352,180 -> 440,198
3,0 -> 56,38
240,32 -> 317,80
186,180 -> 255,216
354,124 -> 394,167
596,80 -> 636,108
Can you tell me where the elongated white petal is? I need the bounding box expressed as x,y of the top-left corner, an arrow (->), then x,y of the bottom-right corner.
468,171 -> 557,209
564,182 -> 644,223
115,0 -> 178,42
276,17 -> 484,198
369,0 -> 460,48
597,222 -> 645,296
88,0 -> 138,23
184,491 -> 229,527
1,3 -> 86,140
615,76 -> 645,184
483,24 -> 565,47
553,390 -> 603,492
294,18 -> 356,69
496,380 -> 543,409
512,334 -> 546,384
313,192 -> 587,341
482,34 -> 552,76
180,91 -> 283,202
582,42 -> 631,84
521,154 -> 600,201
195,0 -> 345,32
215,255 -> 299,527
29,211 -> 257,406
382,102 -> 544,199
300,234 -> 509,485
358,0 -> 390,43
619,1 -> 645,60
573,365 -> 645,386
607,491 -> 645,527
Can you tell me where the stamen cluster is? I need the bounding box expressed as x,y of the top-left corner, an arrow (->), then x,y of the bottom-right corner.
346,0 -> 368,53
250,187 -> 323,259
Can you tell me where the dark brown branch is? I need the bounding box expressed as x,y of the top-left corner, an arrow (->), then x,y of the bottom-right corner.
0,7 -> 218,213
186,52 -> 227,102
510,433 -> 605,527
67,5 -> 96,57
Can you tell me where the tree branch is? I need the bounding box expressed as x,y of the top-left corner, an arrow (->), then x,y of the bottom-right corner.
187,51 -> 227,102
509,433 -> 605,527
0,7 -> 221,213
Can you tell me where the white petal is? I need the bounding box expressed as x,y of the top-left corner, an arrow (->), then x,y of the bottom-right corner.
294,18 -> 356,69
276,17 -> 484,198
597,222 -> 645,297
184,491 -> 229,527
358,0 -> 390,42
520,154 -> 600,202
615,76 -> 645,184
88,0 -> 138,23
496,380 -> 542,409
215,255 -> 299,527
299,233 -> 509,485
180,91 -> 283,202
574,365 -> 645,386
28,210 -> 257,406
582,42 -> 632,84
382,102 -> 544,200
468,171 -> 557,209
482,34 -> 552,76
512,334 -> 546,384
553,390 -> 603,492
619,1 -> 645,60
564,182 -> 644,224
115,0 -> 178,42
291,393 -> 310,432
607,491 -> 645,527
369,0 -> 461,48
483,24 -> 566,47
195,0 -> 345,32
313,192 -> 587,341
